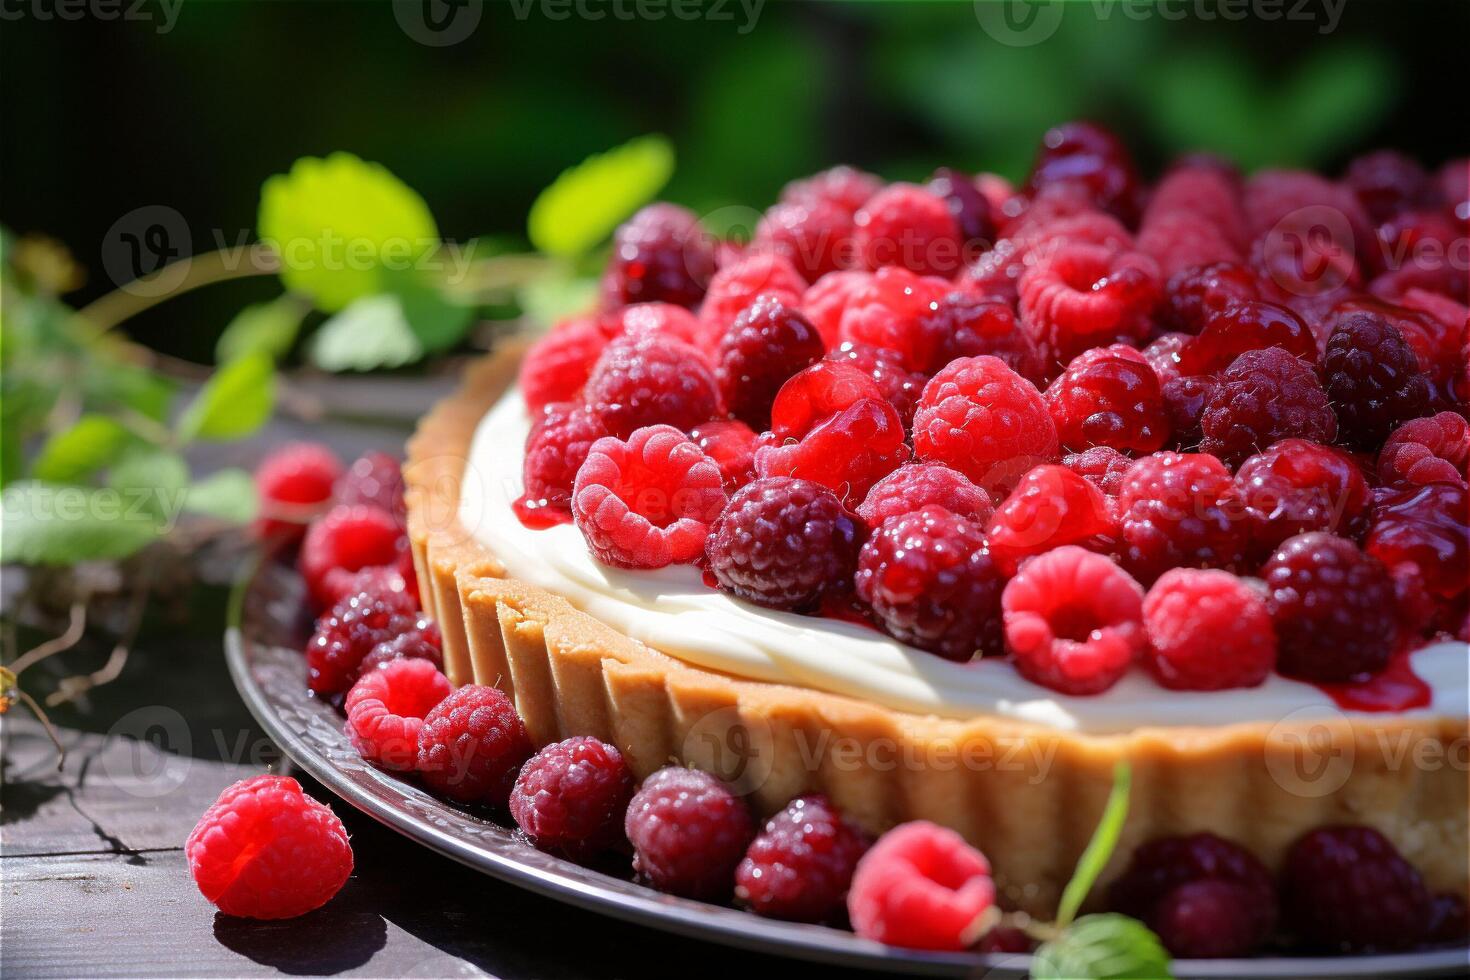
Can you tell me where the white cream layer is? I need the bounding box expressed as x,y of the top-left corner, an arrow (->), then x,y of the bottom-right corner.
459,389 -> 1468,734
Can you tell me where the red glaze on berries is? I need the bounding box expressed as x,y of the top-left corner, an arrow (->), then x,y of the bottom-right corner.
1176,301 -> 1317,377
1235,439 -> 1370,559
985,464 -> 1115,575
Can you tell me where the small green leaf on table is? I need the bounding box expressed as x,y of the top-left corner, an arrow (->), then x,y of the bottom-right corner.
308,294 -> 423,372
1032,914 -> 1173,980
528,134 -> 675,257
216,296 -> 308,363
176,353 -> 276,443
31,415 -> 133,483
0,480 -> 162,565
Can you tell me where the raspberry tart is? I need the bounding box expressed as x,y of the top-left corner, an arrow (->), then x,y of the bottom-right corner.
404,129 -> 1468,924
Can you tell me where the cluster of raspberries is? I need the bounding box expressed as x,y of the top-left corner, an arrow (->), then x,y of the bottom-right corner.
516,122 -> 1468,697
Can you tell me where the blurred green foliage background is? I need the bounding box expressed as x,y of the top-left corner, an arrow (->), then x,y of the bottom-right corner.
2,0 -> 1464,364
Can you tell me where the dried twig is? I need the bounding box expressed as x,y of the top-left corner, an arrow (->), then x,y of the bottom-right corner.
14,688 -> 67,771
7,603 -> 87,676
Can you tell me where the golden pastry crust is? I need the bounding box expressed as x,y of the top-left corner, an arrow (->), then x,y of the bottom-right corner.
405,346 -> 1469,916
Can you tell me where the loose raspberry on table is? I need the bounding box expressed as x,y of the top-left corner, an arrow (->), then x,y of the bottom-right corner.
852,182 -> 962,277
915,291 -> 1046,382
928,167 -> 995,248
1025,120 -> 1143,224
847,821 -> 996,951
1062,445 -> 1133,498
750,197 -> 856,282
1018,242 -> 1161,365
604,301 -> 703,346
835,266 -> 949,370
305,587 -> 421,696
518,402 -> 611,525
687,419 -> 758,494
986,464 -> 1115,575
509,736 -> 636,857
415,684 -> 532,806
571,425 -> 727,569
603,203 -> 715,310
624,766 -> 753,900
1261,532 -> 1397,682
856,461 -> 993,528
1282,826 -> 1432,952
823,342 -> 927,427
1235,439 -> 1370,559
188,776 -> 352,920
1117,451 -> 1249,582
1199,347 -> 1337,466
1045,344 -> 1169,455
1143,568 -> 1275,690
254,442 -> 342,541
705,476 -> 861,611
1001,546 -> 1145,695
1161,262 -> 1261,335
698,253 -> 807,342
336,451 -> 408,527
800,270 -> 870,347
356,619 -> 443,676
1322,311 -> 1435,448
715,294 -> 826,429
1378,412 -> 1469,488
781,165 -> 882,215
735,794 -> 870,923
1108,832 -> 1277,959
582,335 -> 720,439
912,355 -> 1059,498
1366,482 -> 1470,600
856,506 -> 1006,661
299,504 -> 406,611
345,657 -> 453,771
1176,300 -> 1318,377
518,316 -> 612,414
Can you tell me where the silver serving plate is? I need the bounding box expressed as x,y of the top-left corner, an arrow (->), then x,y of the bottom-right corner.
226,558 -> 1469,978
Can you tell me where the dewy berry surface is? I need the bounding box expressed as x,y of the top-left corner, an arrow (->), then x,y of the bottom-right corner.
1198,347 -> 1337,466
415,684 -> 533,805
1044,344 -> 1169,455
734,794 -> 870,923
509,736 -> 636,857
624,767 -> 753,900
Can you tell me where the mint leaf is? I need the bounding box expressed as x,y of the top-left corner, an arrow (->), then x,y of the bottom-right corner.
216,296 -> 308,363
387,269 -> 475,354
109,448 -> 189,524
1056,760 -> 1132,928
308,294 -> 422,372
184,468 -> 257,523
0,481 -> 162,565
258,152 -> 439,312
176,353 -> 276,442
1032,914 -> 1173,980
31,415 -> 133,483
527,135 -> 675,257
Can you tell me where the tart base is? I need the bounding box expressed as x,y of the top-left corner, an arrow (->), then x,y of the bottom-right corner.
405,345 -> 1469,917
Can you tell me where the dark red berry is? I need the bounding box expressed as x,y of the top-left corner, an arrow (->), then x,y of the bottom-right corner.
415,684 -> 533,806
1109,832 -> 1278,940
716,294 -> 825,429
1366,482 -> 1469,600
509,736 -> 636,857
1282,826 -> 1432,952
1062,445 -> 1133,498
1344,149 -> 1438,224
823,342 -> 927,427
1045,344 -> 1170,455
357,619 -> 443,676
299,504 -> 406,610
583,335 -> 720,438
1199,347 -> 1337,466
624,767 -> 753,900
1379,412 -> 1469,488
305,587 -> 420,696
604,203 -> 714,310
735,794 -> 870,923
518,402 -> 611,525
1322,312 -> 1434,449
928,167 -> 995,247
1162,261 -> 1261,334
1176,300 -> 1317,377
1235,439 -> 1371,559
916,292 -> 1046,382
1026,120 -> 1142,225
1152,880 -> 1275,959
1117,452 -> 1249,582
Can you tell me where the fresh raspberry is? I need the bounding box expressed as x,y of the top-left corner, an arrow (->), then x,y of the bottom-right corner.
1160,374 -> 1217,448
415,684 -> 532,805
1261,532 -> 1397,681
768,361 -> 883,441
1366,482 -> 1470,599
1235,439 -> 1371,558
1379,412 -> 1469,488
345,657 -> 452,771
1142,568 -> 1276,690
1137,211 -> 1241,282
1199,347 -> 1337,466
1117,452 -> 1249,582
1243,168 -> 1373,247
1001,546 -> 1145,695
1018,242 -> 1161,365
254,442 -> 342,541
856,506 -> 1006,661
751,198 -> 856,282
1025,120 -> 1142,225
1282,826 -> 1431,952
986,464 -> 1116,575
571,425 -> 726,569
856,462 -> 993,528
698,253 -> 807,341
1345,149 -> 1439,223
974,171 -> 1015,217
1143,165 -> 1248,248
299,504 -> 405,610
1018,207 -> 1134,258
509,736 -> 636,857
1161,262 -> 1261,335
305,587 -> 421,696
322,563 -> 416,615
1062,445 -> 1133,498
734,794 -> 870,923
835,266 -> 950,370
715,294 -> 826,429
518,316 -> 611,414
604,301 -> 702,345
1108,832 -> 1277,959
583,335 -> 720,438
603,203 -> 715,310
912,355 -> 1059,498
1044,345 -> 1169,454
335,451 -> 407,528
356,619 -> 443,676
823,342 -> 927,427
800,270 -> 870,346
847,821 -> 996,951
963,236 -> 1026,307
187,775 -> 352,920
928,167 -> 995,248
705,477 -> 861,611
624,767 -> 753,900
781,165 -> 882,215
1140,334 -> 1187,387
688,419 -> 758,494
852,182 -> 962,277
517,402 -> 611,525
1322,312 -> 1435,448
1176,300 -> 1318,377
914,292 -> 1047,382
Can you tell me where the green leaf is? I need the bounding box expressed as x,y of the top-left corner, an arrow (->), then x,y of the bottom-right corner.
1276,45 -> 1397,167
1032,915 -> 1173,980
308,294 -> 422,372
387,269 -> 476,354
184,468 -> 257,523
527,134 -> 674,257
1056,761 -> 1132,928
0,481 -> 162,565
176,353 -> 276,443
258,152 -> 439,312
31,415 -> 133,483
216,296 -> 308,363
109,448 -> 189,522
